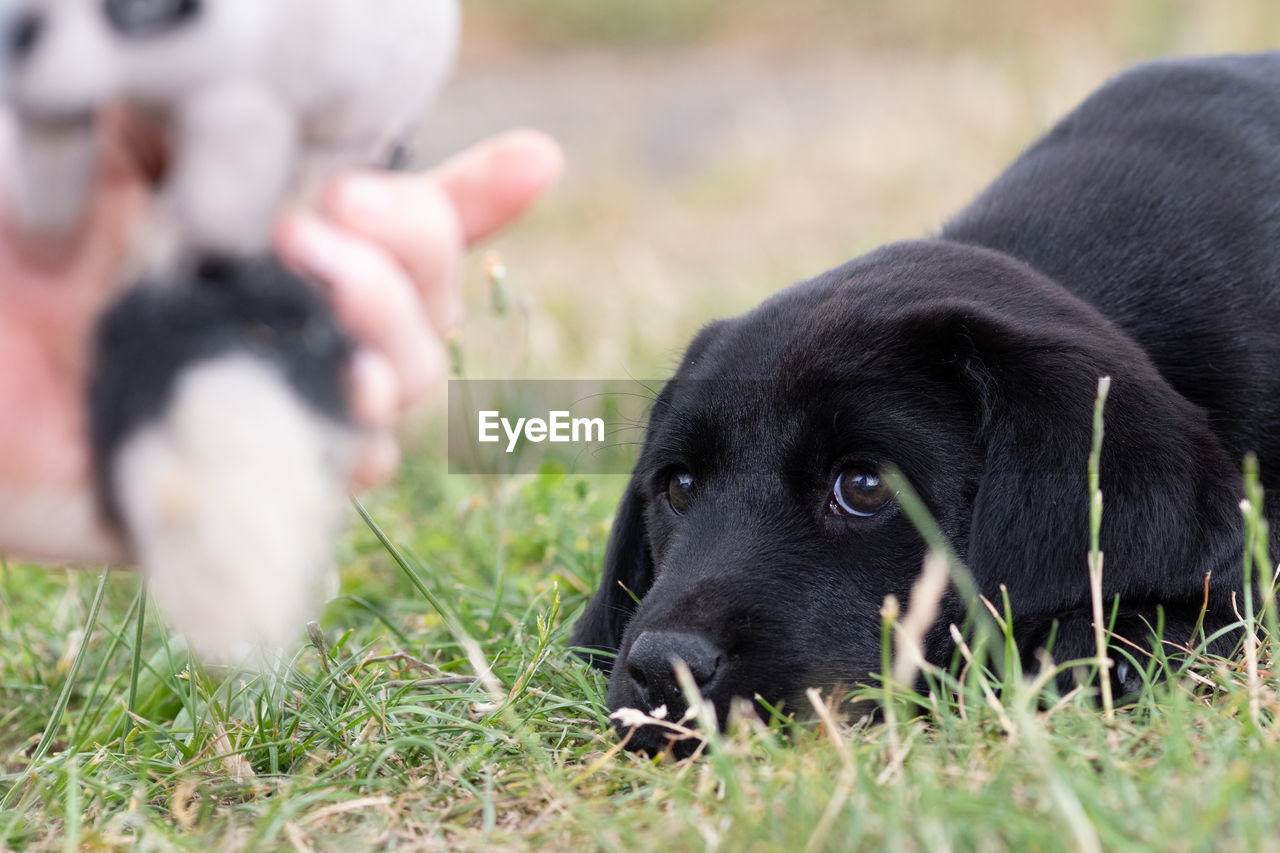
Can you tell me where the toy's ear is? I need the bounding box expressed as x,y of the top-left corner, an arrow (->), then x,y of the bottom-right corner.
570,476 -> 655,673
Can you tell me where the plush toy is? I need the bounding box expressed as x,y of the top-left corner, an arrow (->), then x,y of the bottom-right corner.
1,0 -> 460,663
4,0 -> 460,255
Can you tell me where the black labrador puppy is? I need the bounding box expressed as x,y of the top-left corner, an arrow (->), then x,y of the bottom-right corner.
572,53 -> 1280,753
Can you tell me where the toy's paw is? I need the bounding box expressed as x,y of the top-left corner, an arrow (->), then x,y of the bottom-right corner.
115,354 -> 355,664
90,256 -> 357,665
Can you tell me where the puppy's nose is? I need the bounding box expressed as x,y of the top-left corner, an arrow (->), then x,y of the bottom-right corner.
626,631 -> 724,712
5,10 -> 43,64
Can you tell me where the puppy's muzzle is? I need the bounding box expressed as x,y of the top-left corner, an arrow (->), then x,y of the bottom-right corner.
626,631 -> 725,713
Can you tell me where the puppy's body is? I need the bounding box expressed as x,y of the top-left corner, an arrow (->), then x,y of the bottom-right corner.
947,54 -> 1280,466
574,53 -> 1280,753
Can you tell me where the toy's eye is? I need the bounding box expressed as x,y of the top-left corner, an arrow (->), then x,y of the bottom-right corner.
667,470 -> 695,515
104,0 -> 201,36
7,11 -> 44,62
830,466 -> 892,518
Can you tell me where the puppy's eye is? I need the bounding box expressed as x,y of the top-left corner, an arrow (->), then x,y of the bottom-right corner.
667,470 -> 695,515
830,467 -> 892,518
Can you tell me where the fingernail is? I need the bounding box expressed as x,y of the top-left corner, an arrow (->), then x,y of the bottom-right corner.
350,433 -> 401,493
401,338 -> 447,411
338,176 -> 393,225
503,130 -> 564,188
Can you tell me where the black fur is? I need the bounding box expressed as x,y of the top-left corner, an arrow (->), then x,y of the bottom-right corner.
89,256 -> 352,530
572,53 -> 1280,754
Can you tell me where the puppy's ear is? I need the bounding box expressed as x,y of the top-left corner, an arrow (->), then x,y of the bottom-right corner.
914,295 -> 1244,626
571,477 -> 655,673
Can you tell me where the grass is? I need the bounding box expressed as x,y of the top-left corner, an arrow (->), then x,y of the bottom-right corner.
5,380 -> 1280,850
10,3 -> 1280,850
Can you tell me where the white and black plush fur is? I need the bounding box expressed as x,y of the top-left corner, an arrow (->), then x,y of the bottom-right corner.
0,0 -> 458,663
3,0 -> 460,255
91,260 -> 357,661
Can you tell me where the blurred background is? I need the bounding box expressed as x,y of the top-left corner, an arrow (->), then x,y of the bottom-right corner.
421,0 -> 1280,397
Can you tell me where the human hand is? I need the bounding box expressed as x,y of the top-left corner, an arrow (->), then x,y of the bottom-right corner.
0,112 -> 562,565
275,129 -> 564,489
0,107 -> 162,564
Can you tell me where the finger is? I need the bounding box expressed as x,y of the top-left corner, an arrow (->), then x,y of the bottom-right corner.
348,431 -> 401,492
318,130 -> 563,331
277,213 -> 446,409
345,350 -> 400,491
0,485 -> 128,566
434,129 -> 564,245
320,171 -> 465,334
347,347 -> 398,429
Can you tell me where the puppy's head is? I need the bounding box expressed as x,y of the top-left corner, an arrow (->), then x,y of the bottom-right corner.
573,240 -> 1243,755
